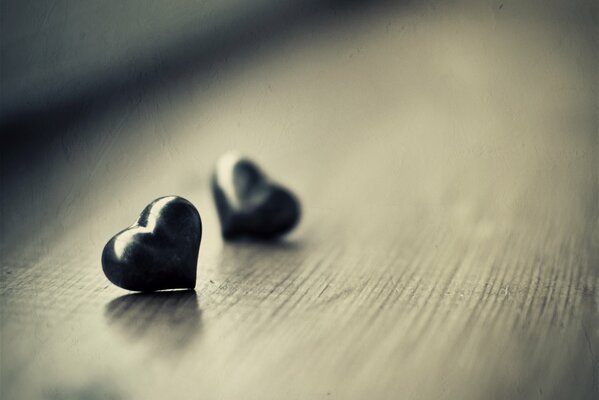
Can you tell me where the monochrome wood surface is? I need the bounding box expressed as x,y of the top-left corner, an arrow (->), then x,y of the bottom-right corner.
1,1 -> 597,399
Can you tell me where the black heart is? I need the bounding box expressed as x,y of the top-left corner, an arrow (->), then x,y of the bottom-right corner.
101,196 -> 202,292
211,153 -> 301,239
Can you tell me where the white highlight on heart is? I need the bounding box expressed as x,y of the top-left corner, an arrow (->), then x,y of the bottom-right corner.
113,196 -> 174,259
216,151 -> 243,210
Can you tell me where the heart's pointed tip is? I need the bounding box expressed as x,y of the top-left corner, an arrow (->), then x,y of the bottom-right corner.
186,281 -> 197,290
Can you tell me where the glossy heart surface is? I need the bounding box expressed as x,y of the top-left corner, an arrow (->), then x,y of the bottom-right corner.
211,153 -> 300,239
102,196 -> 202,291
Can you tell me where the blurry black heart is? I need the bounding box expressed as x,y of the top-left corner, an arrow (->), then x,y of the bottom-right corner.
211,153 -> 301,239
102,196 -> 202,292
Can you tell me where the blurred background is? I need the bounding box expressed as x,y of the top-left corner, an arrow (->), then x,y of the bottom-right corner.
1,0 -> 597,399
2,0 -> 596,256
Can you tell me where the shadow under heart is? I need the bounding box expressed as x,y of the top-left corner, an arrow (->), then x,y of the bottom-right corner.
104,290 -> 202,355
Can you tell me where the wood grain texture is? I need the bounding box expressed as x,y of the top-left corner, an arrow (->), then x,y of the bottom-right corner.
1,1 -> 597,399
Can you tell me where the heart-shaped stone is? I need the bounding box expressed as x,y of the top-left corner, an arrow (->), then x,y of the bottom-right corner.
211,152 -> 301,239
102,196 -> 202,292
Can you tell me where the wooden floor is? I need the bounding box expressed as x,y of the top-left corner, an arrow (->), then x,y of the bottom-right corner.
1,1 -> 597,399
